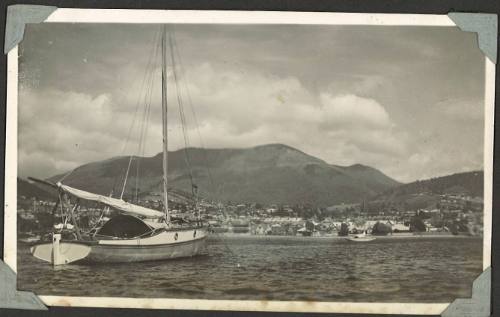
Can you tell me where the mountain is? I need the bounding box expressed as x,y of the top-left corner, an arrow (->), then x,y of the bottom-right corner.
375,171 -> 483,200
362,171 -> 484,212
48,144 -> 400,206
18,178 -> 58,200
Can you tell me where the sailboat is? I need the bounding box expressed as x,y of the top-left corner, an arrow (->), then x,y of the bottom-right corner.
29,27 -> 208,265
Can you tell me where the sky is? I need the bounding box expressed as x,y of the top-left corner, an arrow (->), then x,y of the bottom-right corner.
18,23 -> 485,183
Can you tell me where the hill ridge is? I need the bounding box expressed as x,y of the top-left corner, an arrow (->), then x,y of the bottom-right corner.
46,143 -> 400,206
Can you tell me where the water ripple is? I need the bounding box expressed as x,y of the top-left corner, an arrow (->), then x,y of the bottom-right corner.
17,236 -> 482,302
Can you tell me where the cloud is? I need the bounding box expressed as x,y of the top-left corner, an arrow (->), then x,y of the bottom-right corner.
19,62 -> 409,181
434,98 -> 484,121
319,93 -> 392,129
168,63 -> 408,175
18,88 -> 155,178
17,23 -> 485,183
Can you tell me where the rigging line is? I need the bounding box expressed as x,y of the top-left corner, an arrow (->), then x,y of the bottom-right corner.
168,32 -> 196,195
58,167 -> 75,183
170,30 -> 240,263
120,156 -> 134,200
171,31 -> 217,194
122,83 -> 153,201
133,62 -> 153,200
135,34 -> 161,202
119,28 -> 159,155
130,77 -> 152,199
135,57 -> 157,202
135,32 -> 160,202
137,86 -> 154,200
134,102 -> 149,201
114,28 -> 161,198
121,80 -> 149,200
144,36 -> 161,152
120,29 -> 161,199
211,229 -> 241,266
138,35 -> 160,159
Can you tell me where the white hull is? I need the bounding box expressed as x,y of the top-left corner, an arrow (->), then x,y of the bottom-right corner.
31,228 -> 207,265
345,236 -> 376,242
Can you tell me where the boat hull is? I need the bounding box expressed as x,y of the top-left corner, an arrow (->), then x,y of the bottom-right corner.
345,237 -> 376,242
31,241 -> 92,265
86,235 -> 207,263
31,228 -> 207,264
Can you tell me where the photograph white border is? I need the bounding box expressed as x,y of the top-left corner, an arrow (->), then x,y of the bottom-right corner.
3,8 -> 495,314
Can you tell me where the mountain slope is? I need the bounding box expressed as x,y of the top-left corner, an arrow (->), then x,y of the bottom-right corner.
18,178 -> 58,200
48,144 -> 400,206
376,171 -> 483,200
360,171 -> 484,212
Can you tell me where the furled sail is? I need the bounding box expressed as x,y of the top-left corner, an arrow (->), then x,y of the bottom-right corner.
57,183 -> 164,219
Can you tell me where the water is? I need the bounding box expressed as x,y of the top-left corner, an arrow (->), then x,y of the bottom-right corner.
17,235 -> 482,302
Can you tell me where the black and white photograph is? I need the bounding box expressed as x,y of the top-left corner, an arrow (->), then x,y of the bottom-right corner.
3,9 -> 495,314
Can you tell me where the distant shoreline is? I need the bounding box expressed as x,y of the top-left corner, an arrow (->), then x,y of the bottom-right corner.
209,233 -> 480,239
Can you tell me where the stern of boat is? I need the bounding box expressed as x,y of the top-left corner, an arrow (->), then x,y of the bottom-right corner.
30,234 -> 92,265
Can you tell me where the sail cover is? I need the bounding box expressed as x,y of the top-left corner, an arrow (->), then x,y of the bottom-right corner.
58,183 -> 165,219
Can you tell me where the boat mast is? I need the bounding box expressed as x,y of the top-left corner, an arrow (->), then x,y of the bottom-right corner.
161,25 -> 170,224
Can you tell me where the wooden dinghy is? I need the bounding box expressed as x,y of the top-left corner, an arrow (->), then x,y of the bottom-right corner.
345,232 -> 376,242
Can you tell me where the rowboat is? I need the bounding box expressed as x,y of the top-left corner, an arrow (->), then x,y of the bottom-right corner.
345,232 -> 376,242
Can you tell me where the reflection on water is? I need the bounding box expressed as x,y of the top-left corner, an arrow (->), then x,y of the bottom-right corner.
17,236 -> 482,302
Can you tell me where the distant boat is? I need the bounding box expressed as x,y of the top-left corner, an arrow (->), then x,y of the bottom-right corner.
230,219 -> 250,234
297,227 -> 313,236
19,233 -> 40,244
345,231 -> 376,242
29,26 -> 207,265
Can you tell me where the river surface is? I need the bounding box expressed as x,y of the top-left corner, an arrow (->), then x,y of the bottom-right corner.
17,235 -> 482,302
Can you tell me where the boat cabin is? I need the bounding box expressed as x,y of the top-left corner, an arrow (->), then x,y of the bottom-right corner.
96,215 -> 157,239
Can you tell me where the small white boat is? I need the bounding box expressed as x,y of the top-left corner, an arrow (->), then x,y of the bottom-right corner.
345,232 -> 376,242
19,234 -> 41,244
